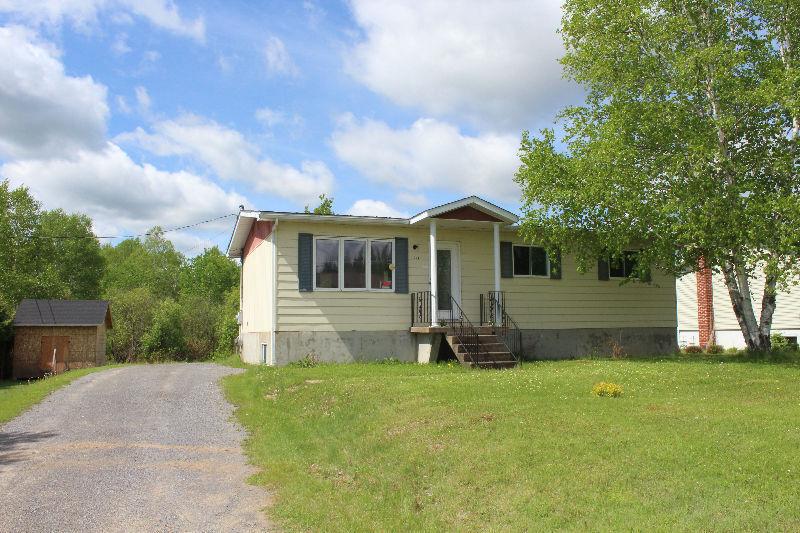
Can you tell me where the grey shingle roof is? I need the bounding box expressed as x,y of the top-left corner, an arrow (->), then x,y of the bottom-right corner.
13,299 -> 111,327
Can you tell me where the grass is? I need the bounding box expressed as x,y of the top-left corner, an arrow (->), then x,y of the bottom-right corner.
223,356 -> 800,532
0,366 -> 116,425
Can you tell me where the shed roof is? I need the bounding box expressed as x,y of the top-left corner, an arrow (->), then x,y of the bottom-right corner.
14,299 -> 112,328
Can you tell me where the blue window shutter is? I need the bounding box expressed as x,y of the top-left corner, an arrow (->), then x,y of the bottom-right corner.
394,237 -> 408,293
597,258 -> 610,281
298,233 -> 313,291
500,241 -> 513,278
549,250 -> 562,280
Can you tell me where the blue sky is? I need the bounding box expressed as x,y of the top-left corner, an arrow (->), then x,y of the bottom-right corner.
0,0 -> 580,254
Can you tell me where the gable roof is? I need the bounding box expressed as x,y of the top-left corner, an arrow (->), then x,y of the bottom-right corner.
14,299 -> 112,328
408,196 -> 518,225
226,196 -> 519,258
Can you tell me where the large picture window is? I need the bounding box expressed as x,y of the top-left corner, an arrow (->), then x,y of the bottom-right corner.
314,237 -> 394,291
513,245 -> 549,277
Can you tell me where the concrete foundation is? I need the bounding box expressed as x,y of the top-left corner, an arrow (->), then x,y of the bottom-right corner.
251,327 -> 677,365
241,331 -> 271,365
518,327 -> 678,360
273,330 -> 416,365
415,333 -> 443,363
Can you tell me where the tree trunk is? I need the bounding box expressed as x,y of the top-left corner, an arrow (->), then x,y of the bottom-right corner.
721,261 -> 770,351
758,271 -> 778,349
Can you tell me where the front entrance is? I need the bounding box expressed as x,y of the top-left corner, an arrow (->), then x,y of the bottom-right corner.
436,242 -> 461,321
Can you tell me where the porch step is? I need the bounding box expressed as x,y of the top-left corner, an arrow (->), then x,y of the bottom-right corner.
445,332 -> 519,369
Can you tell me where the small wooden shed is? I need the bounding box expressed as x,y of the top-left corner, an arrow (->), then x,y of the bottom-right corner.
12,299 -> 112,379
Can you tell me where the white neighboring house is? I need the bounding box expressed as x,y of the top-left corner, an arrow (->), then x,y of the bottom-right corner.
677,267 -> 800,348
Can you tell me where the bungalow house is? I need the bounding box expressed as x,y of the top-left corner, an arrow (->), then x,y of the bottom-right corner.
677,265 -> 800,348
226,196 -> 678,366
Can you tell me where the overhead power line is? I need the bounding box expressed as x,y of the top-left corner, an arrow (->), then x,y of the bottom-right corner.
32,213 -> 238,240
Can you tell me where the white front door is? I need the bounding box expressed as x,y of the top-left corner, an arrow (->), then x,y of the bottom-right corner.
436,242 -> 461,321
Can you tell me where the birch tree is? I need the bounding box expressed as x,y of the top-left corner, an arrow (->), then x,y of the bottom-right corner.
516,0 -> 799,350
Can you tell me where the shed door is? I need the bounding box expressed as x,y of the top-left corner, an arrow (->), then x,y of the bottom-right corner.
40,336 -> 70,374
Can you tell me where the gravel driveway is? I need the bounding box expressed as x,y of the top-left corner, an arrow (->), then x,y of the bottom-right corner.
0,364 -> 272,532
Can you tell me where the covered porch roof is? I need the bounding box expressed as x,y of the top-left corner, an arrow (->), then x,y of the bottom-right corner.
409,196 -> 518,225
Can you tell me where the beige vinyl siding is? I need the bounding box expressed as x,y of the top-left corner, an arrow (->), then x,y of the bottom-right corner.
276,221 -> 426,332
274,221 -> 677,332
241,233 -> 272,334
500,232 -> 677,329
678,270 -> 800,331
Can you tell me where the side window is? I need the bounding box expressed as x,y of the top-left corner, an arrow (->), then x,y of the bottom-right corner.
531,247 -> 548,276
513,246 -> 531,276
513,245 -> 549,277
609,251 -> 638,279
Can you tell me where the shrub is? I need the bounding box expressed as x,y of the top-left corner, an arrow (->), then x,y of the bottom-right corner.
705,344 -> 725,354
106,287 -> 157,362
725,347 -> 741,355
141,298 -> 186,361
292,353 -> 320,368
771,333 -> 798,351
592,381 -> 623,397
682,345 -> 704,354
213,287 -> 240,358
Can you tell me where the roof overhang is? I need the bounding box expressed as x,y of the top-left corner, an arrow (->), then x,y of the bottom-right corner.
226,210 -> 409,258
409,196 -> 518,225
226,211 -> 260,258
227,196 -> 518,257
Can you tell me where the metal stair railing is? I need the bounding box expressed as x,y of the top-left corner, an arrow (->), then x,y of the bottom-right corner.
480,291 -> 523,363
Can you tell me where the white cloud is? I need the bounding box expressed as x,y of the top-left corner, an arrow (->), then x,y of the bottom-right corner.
255,107 -> 305,138
0,25 -> 108,159
111,32 -> 131,54
0,26 -> 247,254
115,95 -> 132,114
346,0 -> 578,130
331,115 -> 521,202
263,35 -> 298,77
2,142 -> 247,234
396,192 -> 428,208
0,0 -> 205,41
117,114 -> 334,205
347,199 -> 408,219
134,85 -> 151,113
254,107 -> 285,128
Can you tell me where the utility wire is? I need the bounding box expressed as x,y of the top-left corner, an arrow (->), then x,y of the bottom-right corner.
32,213 -> 238,240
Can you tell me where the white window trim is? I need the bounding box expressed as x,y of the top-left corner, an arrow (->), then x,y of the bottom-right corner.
312,236 -> 396,293
512,244 -> 550,278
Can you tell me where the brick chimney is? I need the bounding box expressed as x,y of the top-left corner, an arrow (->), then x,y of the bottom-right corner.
696,257 -> 715,348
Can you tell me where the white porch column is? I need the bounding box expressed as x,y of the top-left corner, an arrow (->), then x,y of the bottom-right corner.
429,219 -> 439,327
493,222 -> 501,293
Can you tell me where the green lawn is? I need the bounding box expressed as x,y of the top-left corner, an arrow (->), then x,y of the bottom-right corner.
223,357 -> 800,532
0,366 -> 115,425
